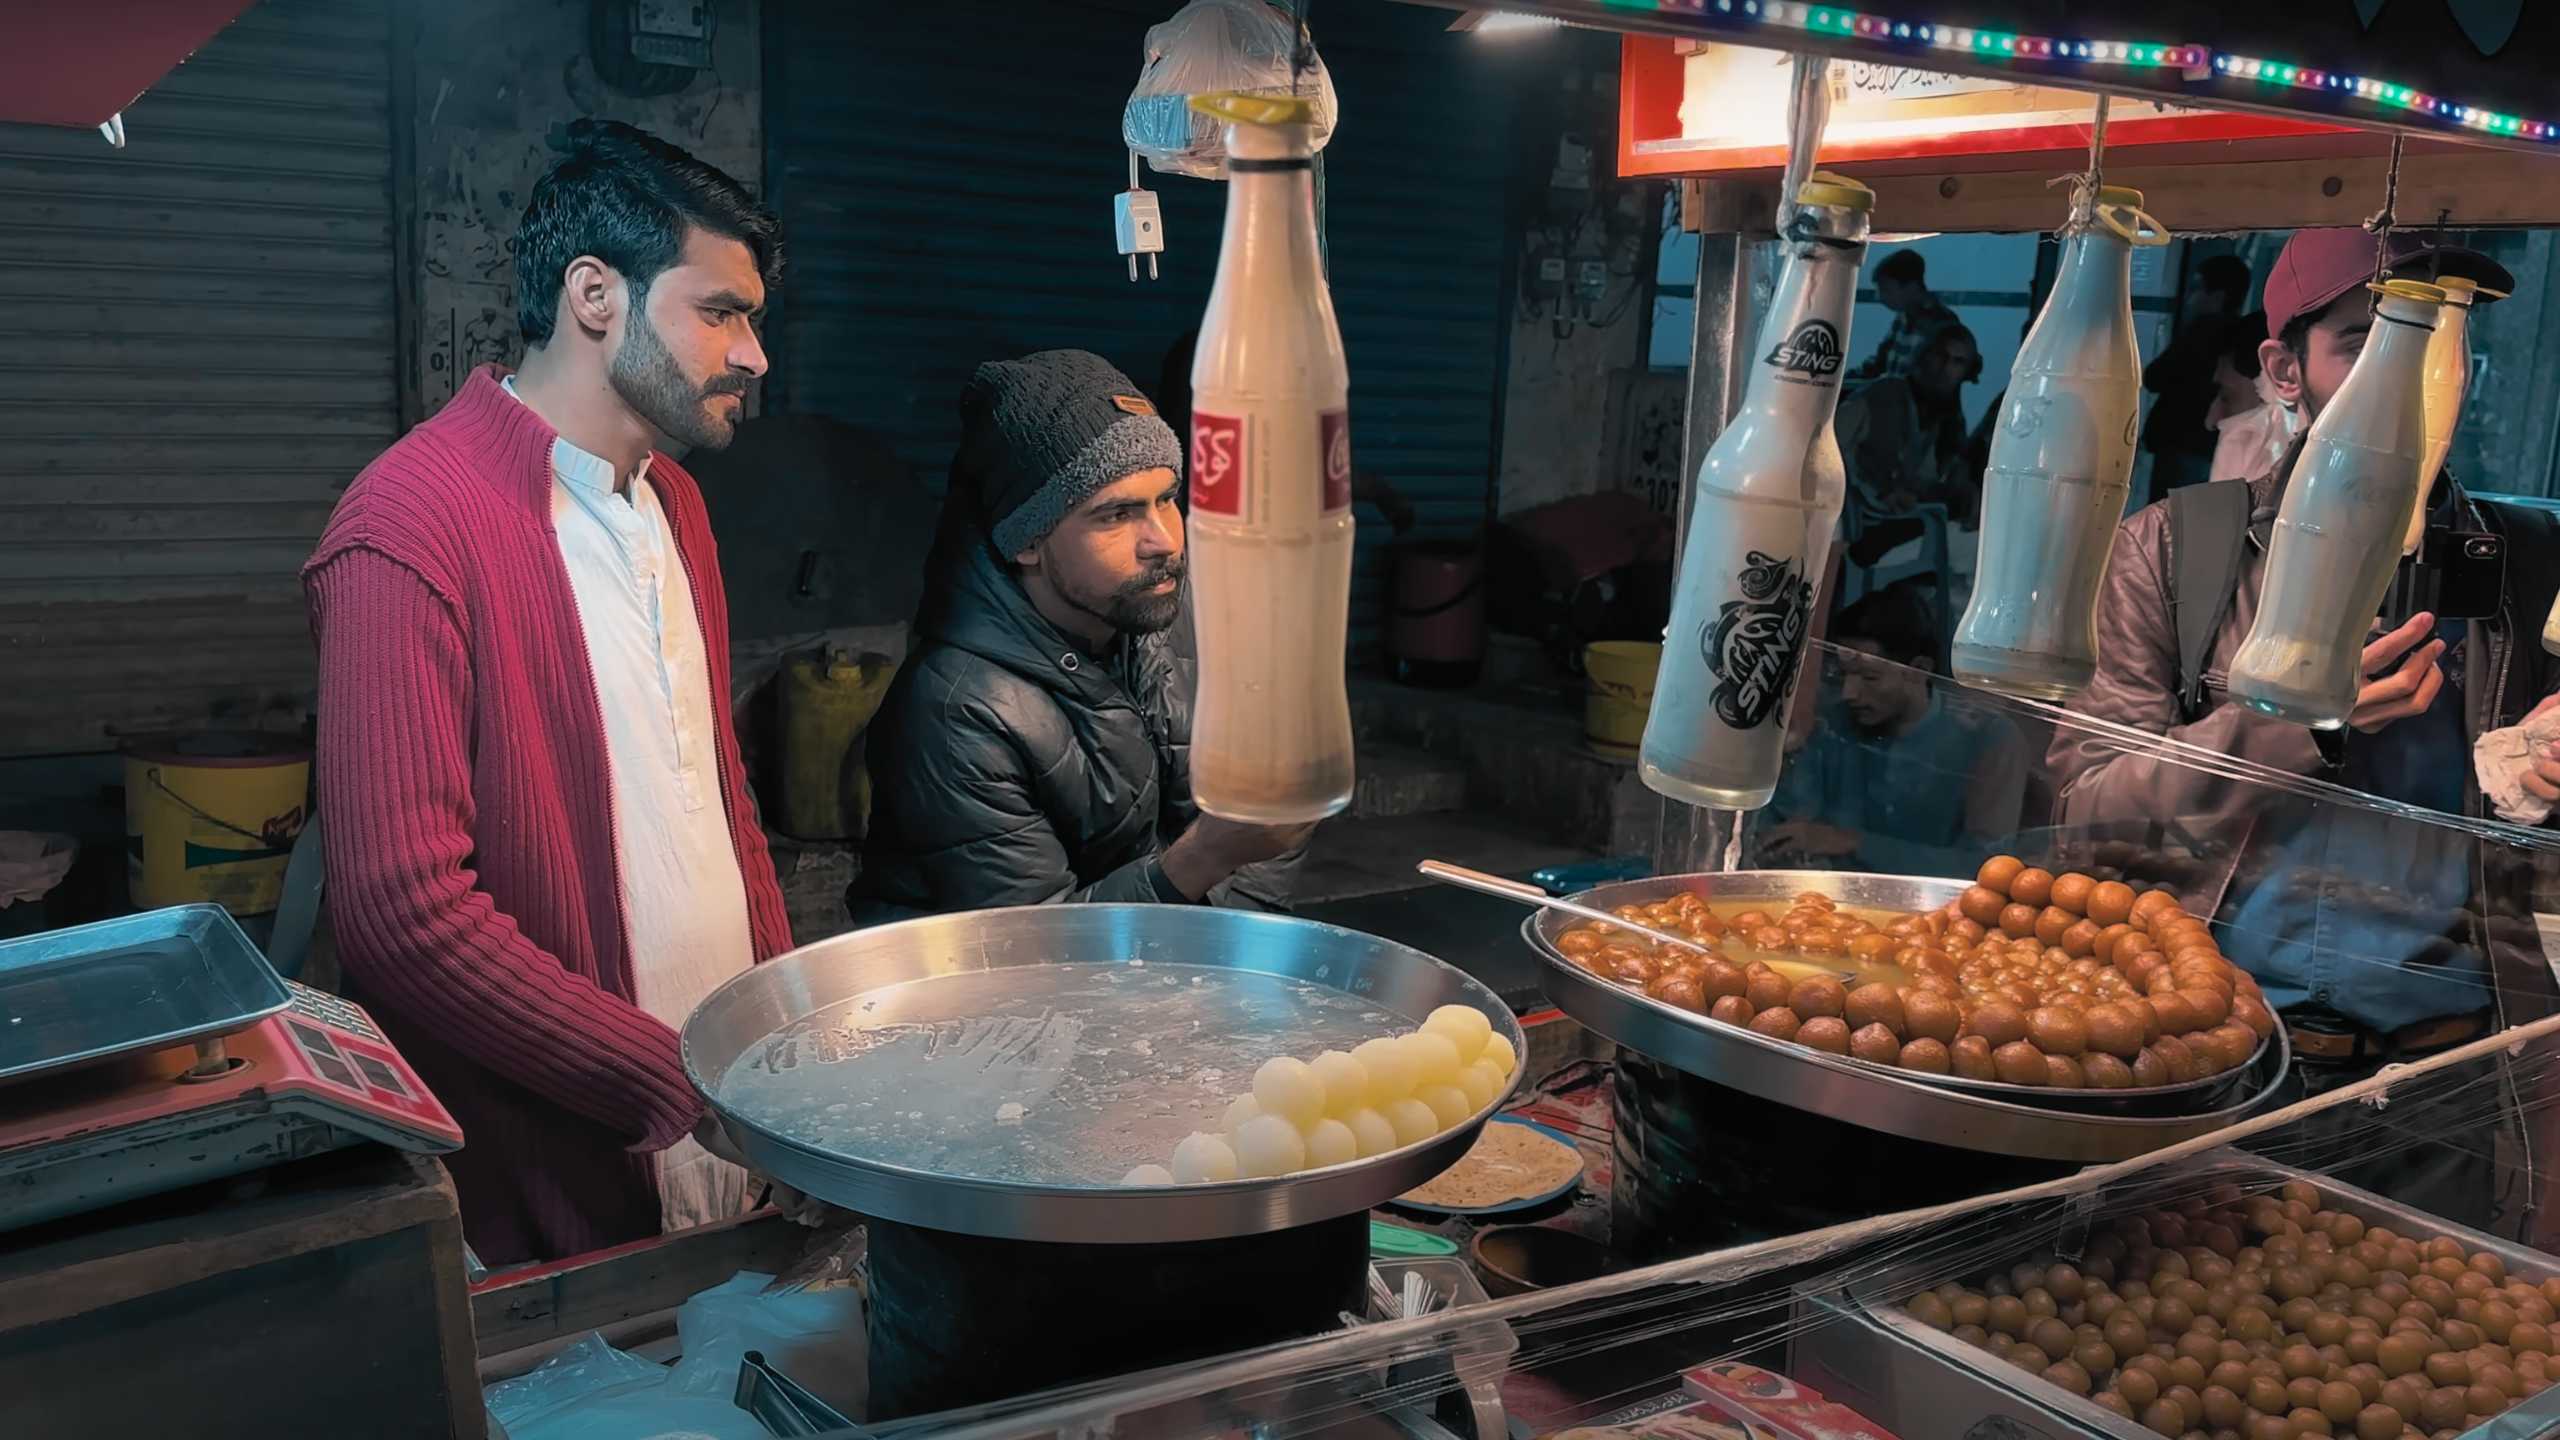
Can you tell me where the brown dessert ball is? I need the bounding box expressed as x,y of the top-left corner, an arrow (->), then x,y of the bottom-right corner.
2000,903 -> 2041,938
2062,918 -> 2105,958
1968,1000 -> 2031,1046
1961,884 -> 2009,927
1904,990 -> 1963,1043
1648,973 -> 1706,1011
2029,1005 -> 2091,1057
2085,1052 -> 2137,1088
1791,974 -> 1849,1020
2086,1003 -> 2149,1059
2051,871 -> 2097,915
1745,964 -> 1791,1011
1709,994 -> 1754,1026
1699,958 -> 1748,1000
2091,881 -> 2139,926
1850,1022 -> 1903,1065
2011,867 -> 2056,907
1845,982 -> 1907,1034
1798,1016 -> 1852,1053
1898,1037 -> 1953,1073
2036,906 -> 2077,947
1747,1006 -> 1801,1041
1995,1040 -> 2052,1085
1952,1035 -> 1998,1080
1979,854 -> 2027,893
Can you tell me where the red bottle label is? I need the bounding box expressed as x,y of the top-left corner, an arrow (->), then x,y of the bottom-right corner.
1321,408 -> 1351,514
1190,411 -> 1245,517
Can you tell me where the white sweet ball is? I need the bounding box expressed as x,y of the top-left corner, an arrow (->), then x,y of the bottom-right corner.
1403,1032 -> 1463,1089
1344,1106 -> 1400,1157
1221,1093 -> 1264,1135
1352,1037 -> 1417,1103
1234,1113 -> 1309,1178
1478,1033 -> 1518,1078
1121,1163 -> 1176,1186
1308,1050 -> 1370,1115
1383,1098 -> 1441,1146
1252,1057 -> 1326,1127
1303,1117 -> 1359,1169
1454,1059 -> 1499,1112
1416,1084 -> 1472,1129
1171,1132 -> 1238,1183
1422,1005 -> 1494,1064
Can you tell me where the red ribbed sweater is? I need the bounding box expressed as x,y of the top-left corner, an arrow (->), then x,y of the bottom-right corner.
303,366 -> 793,1265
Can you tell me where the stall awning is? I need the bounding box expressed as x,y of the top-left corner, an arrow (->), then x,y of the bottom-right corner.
0,0 -> 255,129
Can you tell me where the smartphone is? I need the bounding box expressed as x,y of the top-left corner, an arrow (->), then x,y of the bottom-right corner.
2381,525 -> 2505,628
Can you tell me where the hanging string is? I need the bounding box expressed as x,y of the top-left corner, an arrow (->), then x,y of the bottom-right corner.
2077,93 -> 2111,228
2365,131 -> 2407,282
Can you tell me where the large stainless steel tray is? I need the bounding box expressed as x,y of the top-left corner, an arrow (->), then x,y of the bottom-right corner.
1795,1152 -> 2560,1440
684,904 -> 1528,1245
0,903 -> 291,1084
1525,873 -> 2289,1162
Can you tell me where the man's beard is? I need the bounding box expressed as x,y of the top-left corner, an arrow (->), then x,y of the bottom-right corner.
610,306 -> 747,452
1061,556 -> 1188,636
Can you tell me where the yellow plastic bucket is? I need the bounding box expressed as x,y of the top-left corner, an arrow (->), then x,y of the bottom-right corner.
778,649 -> 899,840
123,732 -> 310,915
1583,641 -> 1662,756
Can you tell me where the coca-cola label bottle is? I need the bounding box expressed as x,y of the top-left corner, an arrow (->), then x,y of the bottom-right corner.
1189,411 -> 1246,519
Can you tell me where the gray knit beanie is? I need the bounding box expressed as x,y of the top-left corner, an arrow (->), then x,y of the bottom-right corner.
953,349 -> 1185,556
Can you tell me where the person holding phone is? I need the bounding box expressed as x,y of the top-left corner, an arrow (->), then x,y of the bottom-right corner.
2050,228 -> 2560,1244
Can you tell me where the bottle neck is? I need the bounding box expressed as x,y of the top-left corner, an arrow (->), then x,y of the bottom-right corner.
2052,227 -> 2132,311
1737,236 -> 1863,418
1220,122 -> 1321,286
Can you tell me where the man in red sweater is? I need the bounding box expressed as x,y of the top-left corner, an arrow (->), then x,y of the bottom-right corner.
304,121 -> 794,1265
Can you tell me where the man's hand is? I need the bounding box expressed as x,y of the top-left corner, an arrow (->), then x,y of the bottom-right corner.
2347,611 -> 2448,734
1161,813 -> 1320,900
2521,691 -> 2560,807
1760,819 -> 1860,859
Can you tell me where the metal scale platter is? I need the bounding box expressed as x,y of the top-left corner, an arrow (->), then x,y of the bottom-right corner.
684,904 -> 1528,1245
1526,872 -> 2291,1163
0,906 -> 461,1233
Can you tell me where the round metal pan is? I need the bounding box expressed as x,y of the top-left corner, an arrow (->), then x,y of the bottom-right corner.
1524,872 -> 2290,1162
684,904 -> 1527,1245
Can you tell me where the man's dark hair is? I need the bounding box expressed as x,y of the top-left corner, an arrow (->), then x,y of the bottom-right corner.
1875,248 -> 1926,286
1832,591 -> 1939,667
514,118 -> 782,346
2196,254 -> 2252,312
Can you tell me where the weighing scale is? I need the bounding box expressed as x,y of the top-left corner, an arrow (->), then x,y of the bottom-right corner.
0,904 -> 461,1234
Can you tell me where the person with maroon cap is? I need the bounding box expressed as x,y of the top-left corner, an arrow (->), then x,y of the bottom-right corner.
2050,227 -> 2560,1247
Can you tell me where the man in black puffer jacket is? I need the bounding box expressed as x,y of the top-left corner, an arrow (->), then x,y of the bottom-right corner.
850,350 -> 1310,923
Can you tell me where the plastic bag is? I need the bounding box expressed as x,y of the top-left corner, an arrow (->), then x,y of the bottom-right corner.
1123,0 -> 1337,179
667,1264 -> 869,1423
482,1332 -> 767,1440
0,831 -> 73,908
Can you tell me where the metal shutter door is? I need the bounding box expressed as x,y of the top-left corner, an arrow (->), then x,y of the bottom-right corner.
0,0 -> 394,755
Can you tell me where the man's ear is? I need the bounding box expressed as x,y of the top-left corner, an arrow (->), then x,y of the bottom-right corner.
560,254 -> 621,340
1012,542 -> 1042,570
2257,338 -> 2305,408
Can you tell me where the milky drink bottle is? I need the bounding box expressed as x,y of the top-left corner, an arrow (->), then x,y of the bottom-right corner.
1952,186 -> 2158,700
2408,274 -> 2482,556
2229,279 -> 2445,728
1640,173 -> 1871,812
1185,91 -> 1356,823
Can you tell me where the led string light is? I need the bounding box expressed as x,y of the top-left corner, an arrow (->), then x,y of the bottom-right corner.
1651,1 -> 2559,143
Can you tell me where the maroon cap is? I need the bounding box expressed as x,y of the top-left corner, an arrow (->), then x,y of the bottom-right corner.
2262,228 -> 2514,341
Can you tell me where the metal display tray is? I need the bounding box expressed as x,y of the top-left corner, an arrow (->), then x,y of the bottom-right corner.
1791,1153 -> 2560,1440
684,904 -> 1528,1246
1527,872 -> 2290,1162
0,903 -> 291,1084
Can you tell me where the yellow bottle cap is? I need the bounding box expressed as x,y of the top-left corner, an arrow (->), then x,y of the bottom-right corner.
1797,170 -> 1874,211
2372,277 -> 2448,305
2095,184 -> 2144,209
1188,91 -> 1313,126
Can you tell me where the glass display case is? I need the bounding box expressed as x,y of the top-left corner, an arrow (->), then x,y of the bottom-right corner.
888,645 -> 2560,1440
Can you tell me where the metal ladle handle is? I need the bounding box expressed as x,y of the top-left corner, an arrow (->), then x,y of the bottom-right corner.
1414,860 -> 1715,956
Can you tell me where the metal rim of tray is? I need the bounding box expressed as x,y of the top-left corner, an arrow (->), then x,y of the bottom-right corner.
682,904 -> 1528,1245
1523,872 -> 2290,1162
0,903 -> 294,1084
